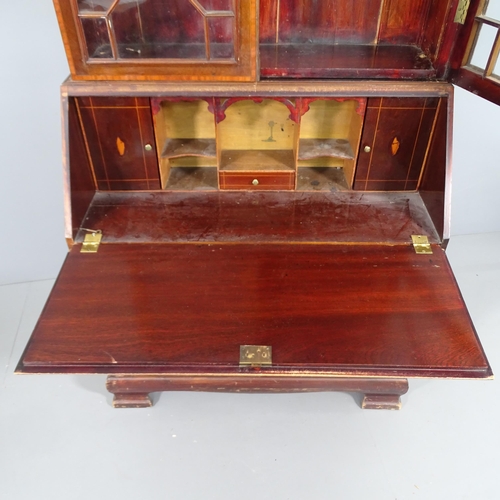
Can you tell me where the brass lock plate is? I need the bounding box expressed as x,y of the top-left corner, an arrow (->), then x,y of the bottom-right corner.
239,345 -> 272,367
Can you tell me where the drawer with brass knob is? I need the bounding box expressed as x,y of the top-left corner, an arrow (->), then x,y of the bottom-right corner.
219,172 -> 295,190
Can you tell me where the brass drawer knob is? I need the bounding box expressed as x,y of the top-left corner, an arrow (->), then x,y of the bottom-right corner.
364,145 -> 371,153
252,179 -> 259,186
144,144 -> 153,151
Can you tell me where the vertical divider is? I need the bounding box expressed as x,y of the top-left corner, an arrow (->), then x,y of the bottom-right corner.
214,97 -> 222,190
293,98 -> 301,190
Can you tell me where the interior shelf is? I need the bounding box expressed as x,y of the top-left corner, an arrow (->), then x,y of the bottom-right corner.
260,44 -> 435,79
298,138 -> 354,161
220,150 -> 295,172
165,167 -> 218,191
161,138 -> 216,159
296,167 -> 349,191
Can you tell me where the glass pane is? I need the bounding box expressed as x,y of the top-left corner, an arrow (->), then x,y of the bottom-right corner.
80,17 -> 112,58
77,0 -> 116,15
107,0 -> 237,60
493,53 -> 500,78
78,0 -> 237,61
113,0 -> 206,59
208,17 -> 235,59
470,23 -> 498,69
484,0 -> 500,20
198,0 -> 234,10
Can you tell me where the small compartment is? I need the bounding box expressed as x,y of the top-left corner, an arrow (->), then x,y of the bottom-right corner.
297,99 -> 364,191
218,99 -> 297,171
153,99 -> 218,190
218,98 -> 297,189
296,167 -> 349,192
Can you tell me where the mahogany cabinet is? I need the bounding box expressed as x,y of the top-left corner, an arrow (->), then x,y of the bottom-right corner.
16,0 -> 500,409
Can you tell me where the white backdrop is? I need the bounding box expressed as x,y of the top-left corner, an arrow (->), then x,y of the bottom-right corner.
1,2 -> 500,286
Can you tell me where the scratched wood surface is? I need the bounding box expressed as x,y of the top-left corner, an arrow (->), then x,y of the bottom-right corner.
260,44 -> 435,79
74,191 -> 440,244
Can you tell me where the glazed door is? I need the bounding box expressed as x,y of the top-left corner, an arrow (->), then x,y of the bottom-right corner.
353,97 -> 440,191
54,0 -> 257,81
451,0 -> 500,105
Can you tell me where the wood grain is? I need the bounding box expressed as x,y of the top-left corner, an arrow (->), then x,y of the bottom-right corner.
18,243 -> 491,379
378,0 -> 432,44
273,0 -> 383,44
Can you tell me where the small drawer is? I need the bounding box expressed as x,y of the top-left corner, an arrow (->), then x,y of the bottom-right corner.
220,172 -> 295,190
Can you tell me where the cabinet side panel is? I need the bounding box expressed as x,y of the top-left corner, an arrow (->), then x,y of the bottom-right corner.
68,98 -> 95,239
421,0 -> 452,61
419,98 -> 448,241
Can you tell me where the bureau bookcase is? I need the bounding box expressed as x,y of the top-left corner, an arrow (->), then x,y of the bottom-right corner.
17,0 -> 499,409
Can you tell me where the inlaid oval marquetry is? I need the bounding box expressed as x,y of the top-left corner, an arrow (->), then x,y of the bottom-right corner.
391,137 -> 400,156
116,137 -> 125,156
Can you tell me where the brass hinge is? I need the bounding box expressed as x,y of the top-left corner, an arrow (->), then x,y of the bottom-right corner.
411,235 -> 433,255
239,345 -> 272,367
454,0 -> 471,24
81,229 -> 102,253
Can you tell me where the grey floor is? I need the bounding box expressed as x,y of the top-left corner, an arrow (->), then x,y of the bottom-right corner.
1,232 -> 499,500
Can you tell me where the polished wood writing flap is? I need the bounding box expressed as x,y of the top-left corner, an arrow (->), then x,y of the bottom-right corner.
18,243 -> 491,378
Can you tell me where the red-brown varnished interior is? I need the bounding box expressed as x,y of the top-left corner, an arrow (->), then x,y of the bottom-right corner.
258,0 -> 454,79
18,242 -> 491,378
75,191 -> 440,244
